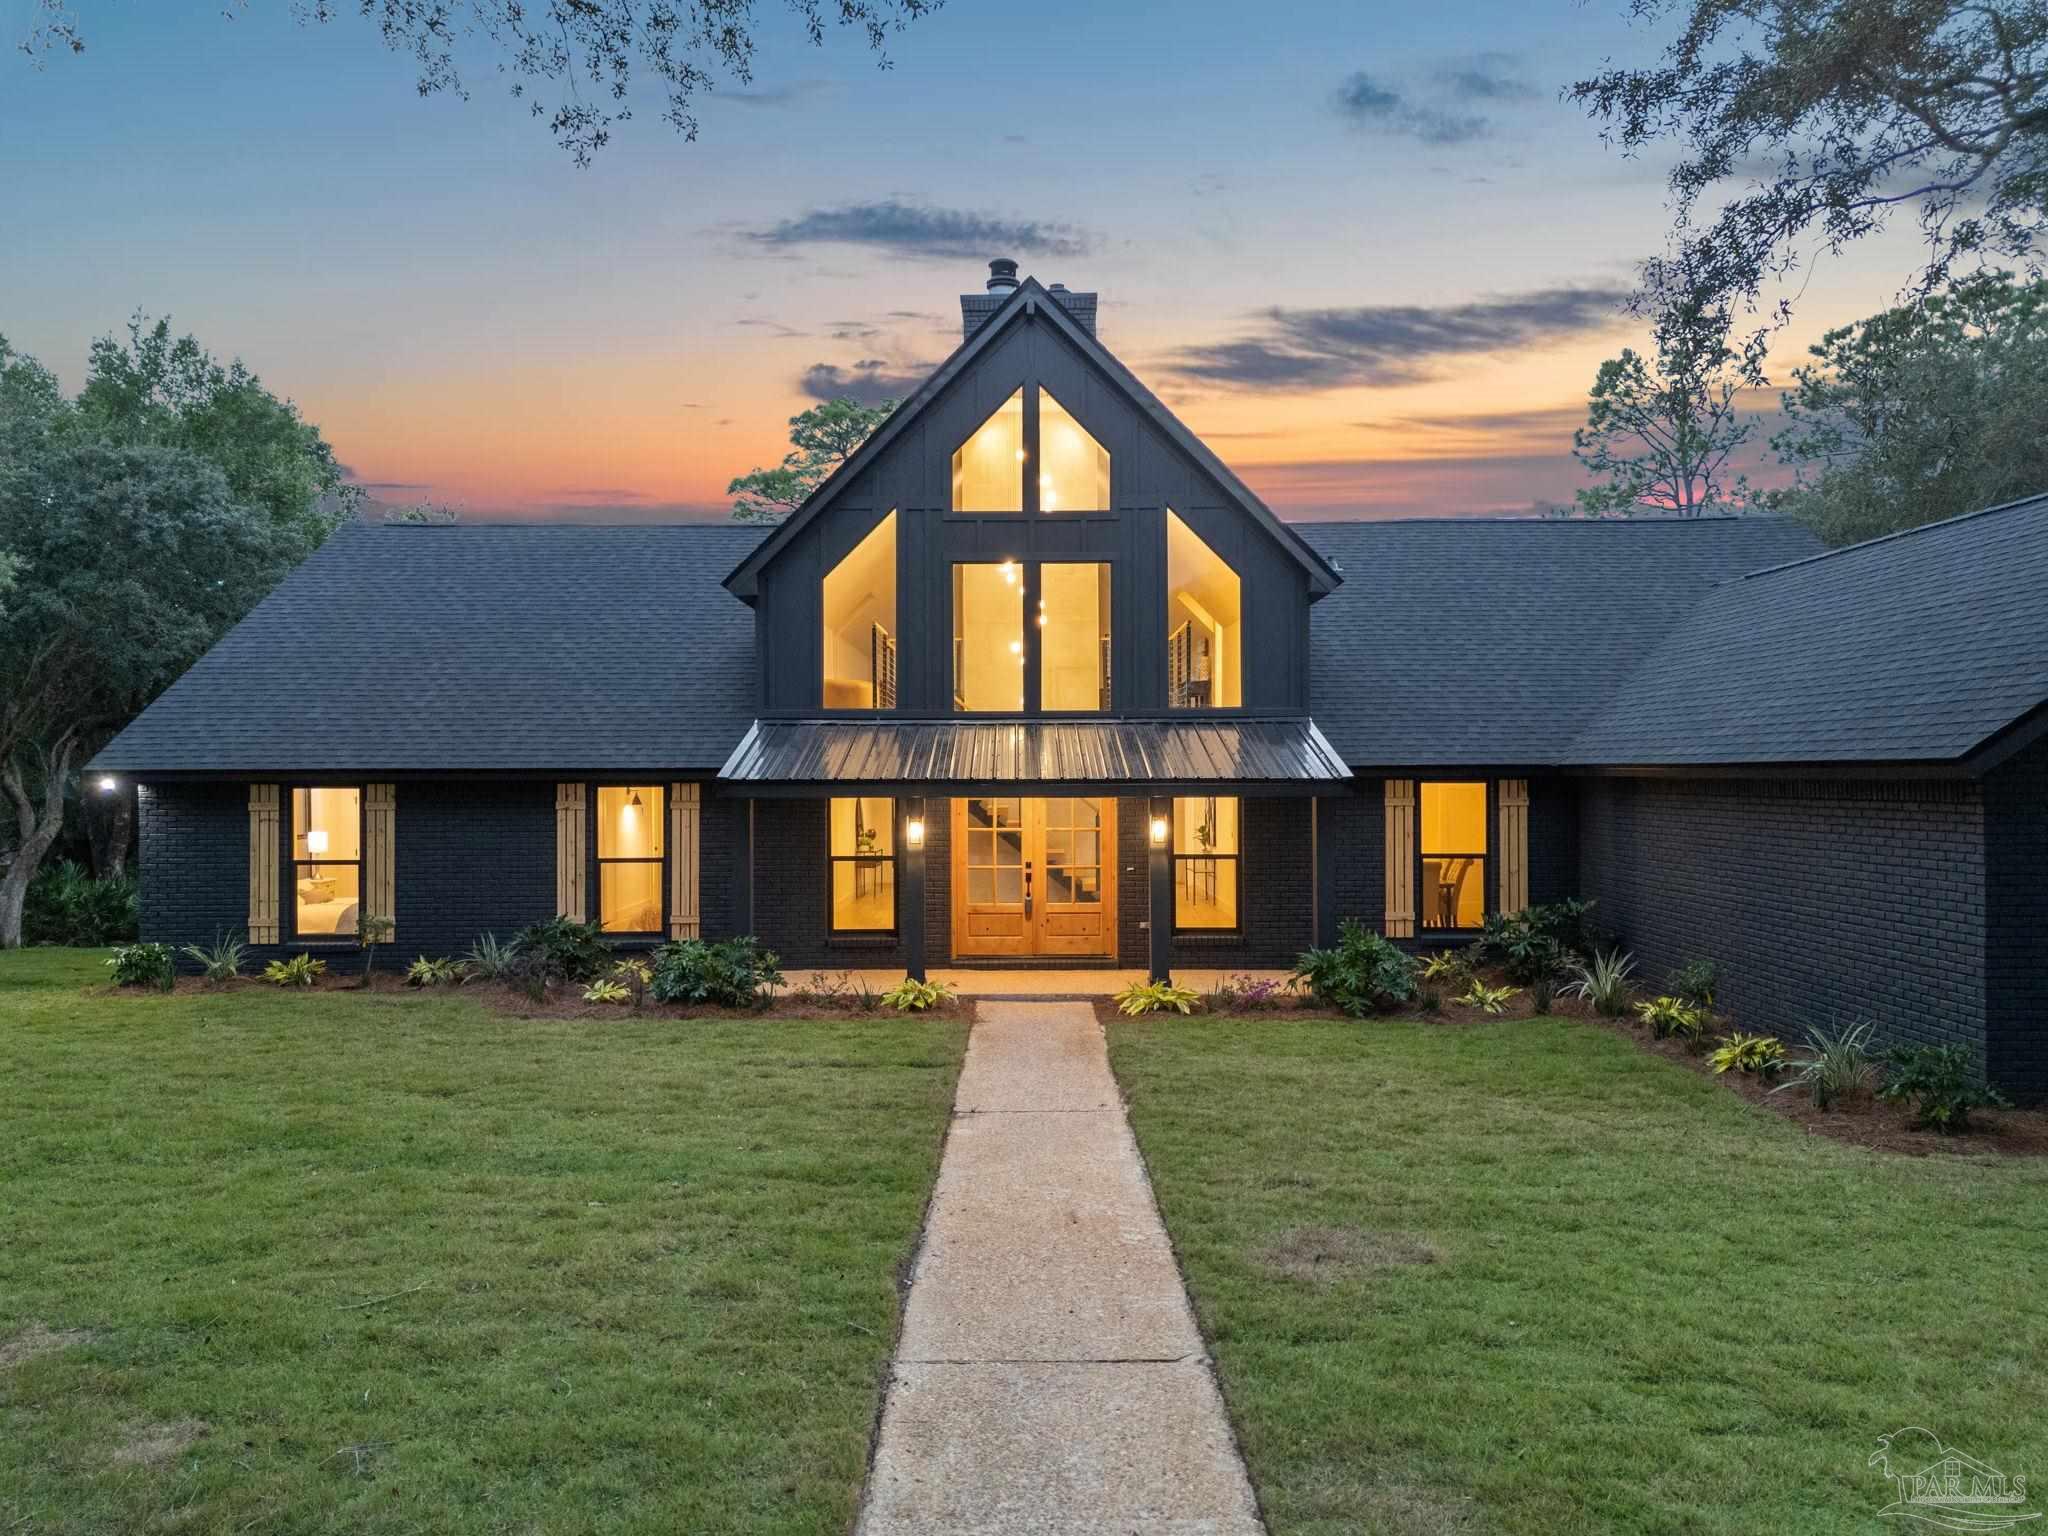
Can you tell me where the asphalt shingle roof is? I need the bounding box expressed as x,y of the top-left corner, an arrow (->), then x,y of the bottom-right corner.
92,522 -> 769,774
92,504 -> 2048,777
1296,517 -> 1826,766
1570,495 -> 2048,765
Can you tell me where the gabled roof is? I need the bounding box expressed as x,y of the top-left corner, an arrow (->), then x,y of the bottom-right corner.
1298,516 -> 1826,766
1569,494 -> 2048,768
723,276 -> 1342,600
91,522 -> 769,774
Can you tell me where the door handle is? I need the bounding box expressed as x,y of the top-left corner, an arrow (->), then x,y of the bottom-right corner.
1024,862 -> 1033,918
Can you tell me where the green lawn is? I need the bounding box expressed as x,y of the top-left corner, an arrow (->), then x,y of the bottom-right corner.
1109,1013 -> 2048,1536
1,949 -> 965,1535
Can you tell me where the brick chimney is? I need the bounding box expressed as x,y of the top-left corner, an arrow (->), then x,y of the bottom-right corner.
961,258 -> 1097,339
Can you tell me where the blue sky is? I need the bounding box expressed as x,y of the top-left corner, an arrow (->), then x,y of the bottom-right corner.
1,0 -> 1920,519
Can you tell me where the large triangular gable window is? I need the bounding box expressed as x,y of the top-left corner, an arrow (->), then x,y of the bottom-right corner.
950,385 -> 1111,513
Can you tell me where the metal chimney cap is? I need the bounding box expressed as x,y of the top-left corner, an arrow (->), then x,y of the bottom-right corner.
986,257 -> 1020,292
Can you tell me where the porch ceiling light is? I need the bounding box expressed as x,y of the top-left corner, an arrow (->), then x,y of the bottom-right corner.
97,775 -> 118,793
1149,815 -> 1169,848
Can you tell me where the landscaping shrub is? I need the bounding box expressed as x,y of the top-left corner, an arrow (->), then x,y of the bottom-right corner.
649,937 -> 782,1007
1667,957 -> 1718,1008
25,860 -> 138,946
582,979 -> 632,1005
1528,975 -> 1556,1014
611,959 -> 654,1008
1636,994 -> 1708,1041
104,941 -> 175,991
1114,980 -> 1199,1016
1709,1032 -> 1786,1076
462,932 -> 521,984
1477,898 -> 1606,984
509,917 -> 613,984
1206,973 -> 1292,1011
181,931 -> 248,984
1775,1020 -> 1881,1109
1416,950 -> 1473,987
1457,980 -> 1519,1015
1561,949 -> 1636,1016
1292,919 -> 1416,1016
880,977 -> 955,1013
262,955 -> 326,988
1879,1043 -> 2008,1134
405,956 -> 462,987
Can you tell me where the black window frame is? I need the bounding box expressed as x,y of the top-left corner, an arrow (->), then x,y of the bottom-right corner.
287,783 -> 365,945
1171,794 -> 1242,937
1417,779 -> 1491,935
594,783 -> 668,939
828,795 -> 900,938
947,381 -> 1115,518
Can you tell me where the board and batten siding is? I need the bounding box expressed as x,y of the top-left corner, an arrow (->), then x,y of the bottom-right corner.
364,782 -> 397,940
670,781 -> 701,939
1498,778 -> 1530,915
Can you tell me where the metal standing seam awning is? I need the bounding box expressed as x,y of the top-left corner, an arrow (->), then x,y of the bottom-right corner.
717,718 -> 1353,790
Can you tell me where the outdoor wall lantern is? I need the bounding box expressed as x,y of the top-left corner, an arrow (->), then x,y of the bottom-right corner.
905,816 -> 926,851
96,775 -> 118,793
1149,815 -> 1169,848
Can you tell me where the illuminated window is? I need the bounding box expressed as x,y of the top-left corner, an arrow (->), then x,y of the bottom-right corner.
830,797 -> 895,932
1038,389 -> 1109,512
951,388 -> 1024,511
953,561 -> 1024,711
1039,562 -> 1111,712
1166,510 -> 1242,708
597,785 -> 665,934
292,787 -> 361,937
823,511 -> 897,709
1421,782 -> 1487,931
1173,796 -> 1239,931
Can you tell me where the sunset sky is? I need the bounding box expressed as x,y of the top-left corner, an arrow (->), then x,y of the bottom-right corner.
4,0 -> 1930,521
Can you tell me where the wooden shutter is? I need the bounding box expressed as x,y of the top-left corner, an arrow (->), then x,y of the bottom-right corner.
555,783 -> 587,922
1383,779 -> 1416,939
670,782 -> 701,940
363,783 -> 397,941
1498,779 -> 1530,916
247,784 -> 281,944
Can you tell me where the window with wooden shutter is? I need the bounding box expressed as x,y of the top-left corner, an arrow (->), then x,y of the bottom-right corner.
1383,779 -> 1416,939
1498,779 -> 1530,916
555,782 -> 587,922
670,783 -> 701,939
364,783 -> 397,941
248,784 -> 280,943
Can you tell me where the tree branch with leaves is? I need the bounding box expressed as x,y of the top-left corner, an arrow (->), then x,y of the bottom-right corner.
21,0 -> 942,165
727,396 -> 897,522
1572,0 -> 2047,338
1574,300 -> 1765,515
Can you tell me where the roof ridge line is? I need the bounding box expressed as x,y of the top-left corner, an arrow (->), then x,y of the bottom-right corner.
1737,491 -> 2048,581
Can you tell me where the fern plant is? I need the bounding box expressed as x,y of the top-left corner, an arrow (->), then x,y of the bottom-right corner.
263,955 -> 326,988
1709,1032 -> 1786,1076
180,931 -> 247,984
1562,950 -> 1636,1017
1636,995 -> 1708,1041
1114,980 -> 1200,1016
1457,980 -> 1520,1015
880,977 -> 956,1013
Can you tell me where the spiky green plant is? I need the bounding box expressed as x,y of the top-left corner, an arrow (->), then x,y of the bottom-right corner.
1774,1020 -> 1882,1109
1562,950 -> 1636,1017
181,931 -> 247,985
1636,994 -> 1708,1041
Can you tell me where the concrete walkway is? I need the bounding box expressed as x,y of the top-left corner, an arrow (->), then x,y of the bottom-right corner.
857,1001 -> 1265,1536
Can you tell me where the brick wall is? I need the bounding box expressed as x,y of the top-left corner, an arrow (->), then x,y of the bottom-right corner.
1577,776 -> 1990,1067
1166,795 -> 1315,968
746,796 -> 952,969
1984,736 -> 2048,1100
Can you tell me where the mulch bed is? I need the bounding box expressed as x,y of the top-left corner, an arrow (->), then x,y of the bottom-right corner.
101,973 -> 970,1023
1108,972 -> 2048,1159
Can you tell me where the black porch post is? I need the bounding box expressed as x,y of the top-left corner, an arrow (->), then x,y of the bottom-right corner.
1147,794 -> 1172,984
901,796 -> 928,982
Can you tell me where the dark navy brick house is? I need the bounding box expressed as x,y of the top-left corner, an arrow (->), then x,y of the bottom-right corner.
93,264 -> 2048,1097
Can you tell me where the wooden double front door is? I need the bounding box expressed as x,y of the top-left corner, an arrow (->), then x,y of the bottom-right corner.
951,797 -> 1117,958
